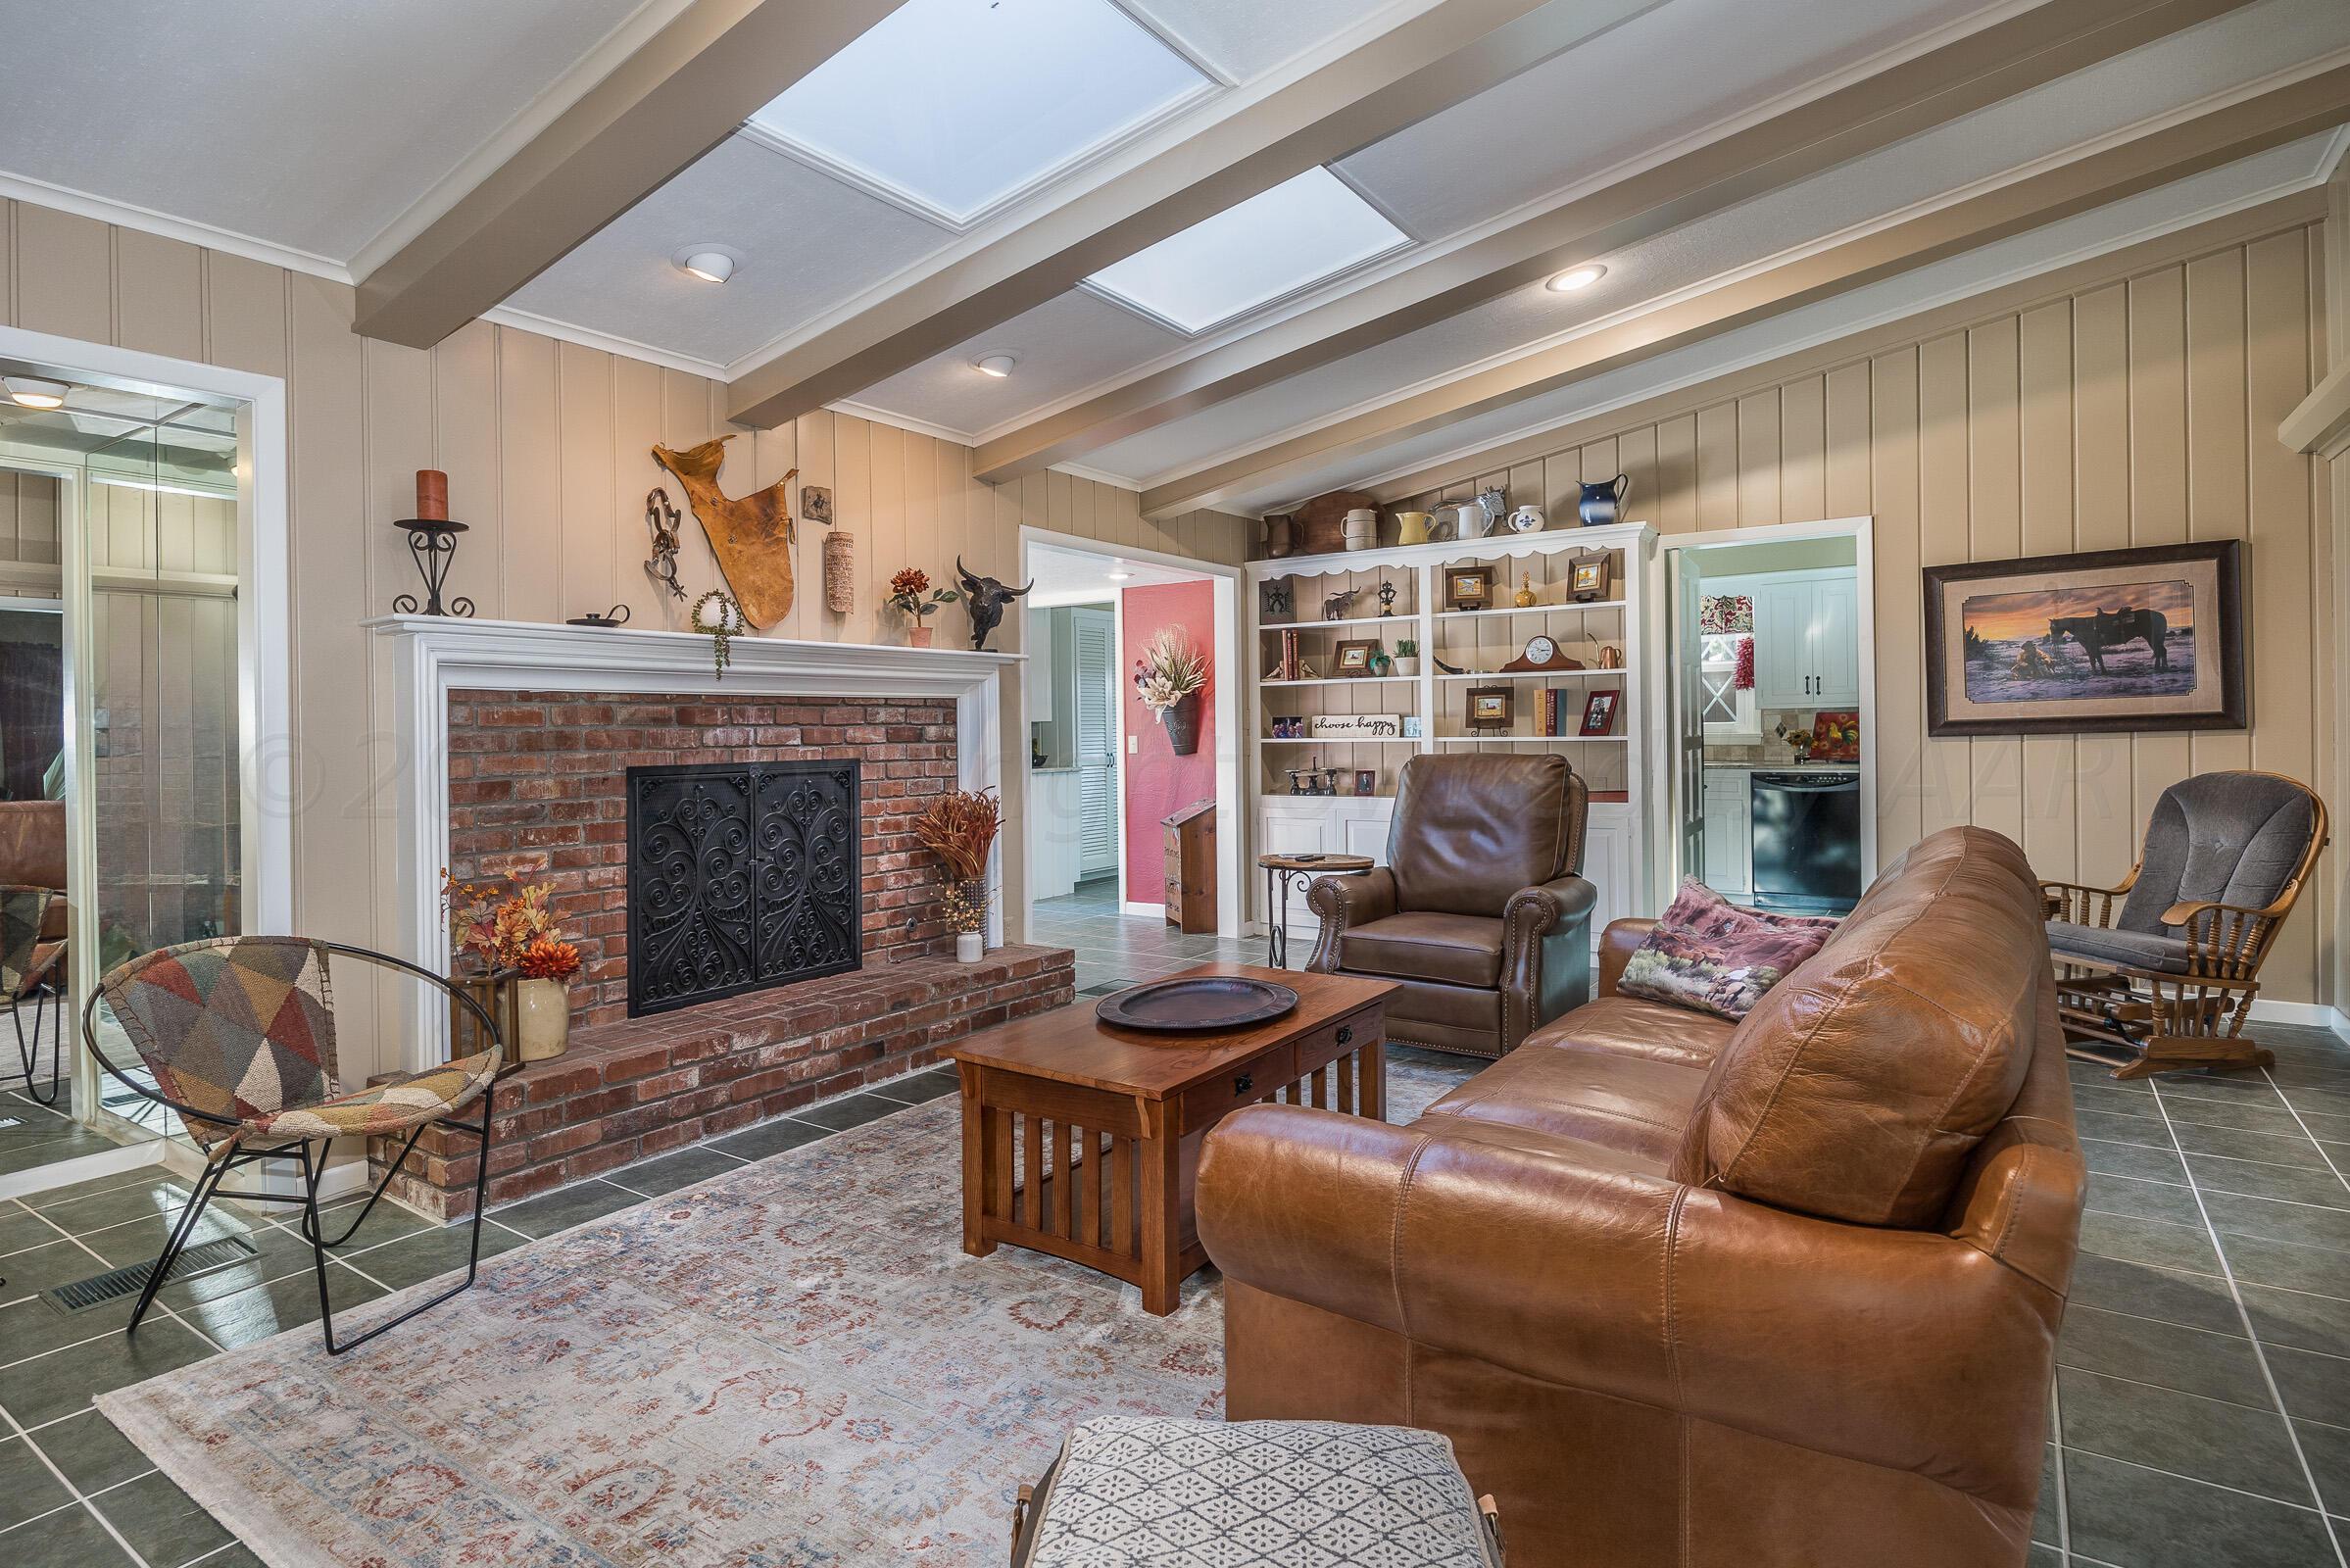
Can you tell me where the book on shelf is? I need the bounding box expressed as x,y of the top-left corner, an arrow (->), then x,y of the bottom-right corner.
1279,629 -> 1299,682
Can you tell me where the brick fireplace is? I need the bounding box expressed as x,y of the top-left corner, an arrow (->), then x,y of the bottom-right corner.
446,690 -> 960,1027
365,616 -> 1066,1218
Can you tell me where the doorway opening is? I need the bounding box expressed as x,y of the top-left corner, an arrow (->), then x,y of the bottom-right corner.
0,354 -> 264,1195
1666,518 -> 1877,916
1018,529 -> 1243,994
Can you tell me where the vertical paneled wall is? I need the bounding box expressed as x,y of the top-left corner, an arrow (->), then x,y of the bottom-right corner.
1395,220 -> 2336,1005
1,196 -> 1245,1076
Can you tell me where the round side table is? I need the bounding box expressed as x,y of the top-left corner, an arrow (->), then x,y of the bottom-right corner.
1257,853 -> 1374,969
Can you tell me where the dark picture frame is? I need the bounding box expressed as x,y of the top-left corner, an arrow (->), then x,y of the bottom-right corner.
1580,688 -> 1620,737
1333,638 -> 1381,676
1466,686 -> 1513,731
1922,541 -> 2245,737
1445,566 -> 1493,611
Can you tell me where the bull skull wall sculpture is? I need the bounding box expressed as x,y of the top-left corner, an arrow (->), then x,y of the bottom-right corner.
649,436 -> 798,628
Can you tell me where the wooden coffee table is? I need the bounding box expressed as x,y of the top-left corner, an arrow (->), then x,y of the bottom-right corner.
948,964 -> 1394,1314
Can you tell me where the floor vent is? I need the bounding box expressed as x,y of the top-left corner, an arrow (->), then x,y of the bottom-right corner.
45,1234 -> 260,1314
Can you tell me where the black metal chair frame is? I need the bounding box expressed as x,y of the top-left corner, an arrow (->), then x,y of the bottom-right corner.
83,940 -> 502,1355
7,967 -> 64,1107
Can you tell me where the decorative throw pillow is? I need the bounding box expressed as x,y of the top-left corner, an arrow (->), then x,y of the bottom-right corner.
1618,879 -> 1839,1020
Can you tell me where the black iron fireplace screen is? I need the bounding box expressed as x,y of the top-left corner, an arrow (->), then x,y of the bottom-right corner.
625,760 -> 862,1016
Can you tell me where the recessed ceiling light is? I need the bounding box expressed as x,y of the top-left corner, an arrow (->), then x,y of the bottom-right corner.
672,245 -> 741,284
972,353 -> 1019,378
1106,560 -> 1132,581
5,376 -> 69,409
1546,264 -> 1606,292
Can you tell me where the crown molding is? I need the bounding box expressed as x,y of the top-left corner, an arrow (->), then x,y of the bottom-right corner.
0,172 -> 351,282
476,304 -> 728,378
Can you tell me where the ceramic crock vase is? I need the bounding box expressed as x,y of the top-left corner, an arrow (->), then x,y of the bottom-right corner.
514,976 -> 571,1063
956,931 -> 984,963
1579,474 -> 1630,527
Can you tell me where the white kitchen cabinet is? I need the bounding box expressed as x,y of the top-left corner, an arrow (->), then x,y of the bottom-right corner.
1730,569 -> 1860,710
1583,804 -> 1636,940
1699,769 -> 1751,899
1027,769 -> 1085,901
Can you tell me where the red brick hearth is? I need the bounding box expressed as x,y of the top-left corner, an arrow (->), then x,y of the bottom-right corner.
446,689 -> 964,1026
372,945 -> 1073,1220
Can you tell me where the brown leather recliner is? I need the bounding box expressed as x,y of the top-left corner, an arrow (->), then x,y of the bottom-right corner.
1201,826 -> 2083,1568
0,800 -> 68,960
1306,753 -> 1592,1058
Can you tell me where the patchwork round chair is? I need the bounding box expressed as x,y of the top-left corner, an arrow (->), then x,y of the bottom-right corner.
2043,770 -> 2328,1079
3,884 -> 65,1105
85,937 -> 503,1353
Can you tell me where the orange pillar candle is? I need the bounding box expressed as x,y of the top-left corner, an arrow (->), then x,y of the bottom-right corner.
415,468 -> 450,521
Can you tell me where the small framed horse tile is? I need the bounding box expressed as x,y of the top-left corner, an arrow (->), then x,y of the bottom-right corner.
1923,541 -> 2245,737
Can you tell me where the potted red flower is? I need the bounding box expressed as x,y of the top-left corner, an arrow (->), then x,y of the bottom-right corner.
888,567 -> 960,647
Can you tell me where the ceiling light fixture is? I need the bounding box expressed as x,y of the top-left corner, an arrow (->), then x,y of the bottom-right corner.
1106,560 -> 1132,581
972,353 -> 1019,378
5,376 -> 69,409
673,245 -> 741,284
1546,264 -> 1606,292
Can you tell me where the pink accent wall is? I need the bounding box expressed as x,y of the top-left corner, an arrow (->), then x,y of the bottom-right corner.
1121,580 -> 1216,907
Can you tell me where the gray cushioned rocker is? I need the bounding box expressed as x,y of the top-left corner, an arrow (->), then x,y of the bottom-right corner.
2043,770 -> 2327,1079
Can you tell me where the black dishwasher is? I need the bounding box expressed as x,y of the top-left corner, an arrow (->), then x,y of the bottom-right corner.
1748,770 -> 1862,915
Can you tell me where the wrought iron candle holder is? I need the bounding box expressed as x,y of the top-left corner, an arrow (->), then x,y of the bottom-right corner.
392,518 -> 474,617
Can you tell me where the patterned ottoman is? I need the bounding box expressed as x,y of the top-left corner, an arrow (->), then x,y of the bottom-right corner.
1010,1417 -> 1504,1566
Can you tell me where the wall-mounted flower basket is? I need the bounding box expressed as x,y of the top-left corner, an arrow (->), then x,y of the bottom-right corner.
1160,689 -> 1203,756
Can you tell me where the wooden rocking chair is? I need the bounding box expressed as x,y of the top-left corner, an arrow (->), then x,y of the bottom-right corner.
2042,770 -> 2327,1080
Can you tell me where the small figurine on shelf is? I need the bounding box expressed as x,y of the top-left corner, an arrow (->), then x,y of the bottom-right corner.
887,567 -> 959,647
1376,580 -> 1398,616
1322,586 -> 1360,621
1514,575 -> 1538,609
1265,581 -> 1293,618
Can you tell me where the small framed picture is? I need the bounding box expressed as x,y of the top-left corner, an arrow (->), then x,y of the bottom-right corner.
1269,715 -> 1302,739
1334,638 -> 1381,676
1401,714 -> 1424,738
1354,768 -> 1378,796
1581,687 -> 1621,736
1445,566 -> 1493,611
1467,686 -> 1513,731
1570,550 -> 1613,603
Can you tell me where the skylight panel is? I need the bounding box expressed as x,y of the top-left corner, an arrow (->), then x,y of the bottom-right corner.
750,0 -> 1210,227
1085,167 -> 1409,333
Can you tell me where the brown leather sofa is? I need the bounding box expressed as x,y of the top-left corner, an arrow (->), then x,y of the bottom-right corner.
1306,753 -> 1593,1058
1201,826 -> 2082,1567
0,800 -> 68,968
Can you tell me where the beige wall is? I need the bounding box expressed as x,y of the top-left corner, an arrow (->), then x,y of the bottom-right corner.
1391,204 -> 2338,1008
0,195 -> 1245,1080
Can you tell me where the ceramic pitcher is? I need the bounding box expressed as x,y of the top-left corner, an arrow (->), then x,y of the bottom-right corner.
1394,511 -> 1432,545
1578,474 -> 1629,527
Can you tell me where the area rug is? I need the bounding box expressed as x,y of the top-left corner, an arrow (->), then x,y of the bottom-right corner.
99,1055 -> 1469,1567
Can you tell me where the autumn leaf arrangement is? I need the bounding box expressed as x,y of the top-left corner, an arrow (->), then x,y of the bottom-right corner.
441,870 -> 583,981
914,790 -> 1001,934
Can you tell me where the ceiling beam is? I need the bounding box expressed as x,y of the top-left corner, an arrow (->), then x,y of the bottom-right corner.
975,0 -> 2259,483
722,0 -> 1662,430
353,0 -> 907,350
1139,62 -> 2350,517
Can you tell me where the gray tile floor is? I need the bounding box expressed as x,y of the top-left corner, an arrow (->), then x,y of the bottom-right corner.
1032,875 -> 1271,995
4,888 -> 2346,1568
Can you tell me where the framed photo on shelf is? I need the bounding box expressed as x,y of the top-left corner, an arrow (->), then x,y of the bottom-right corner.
1401,714 -> 1424,738
1922,540 -> 2245,736
1334,638 -> 1382,676
1570,549 -> 1613,603
1467,686 -> 1513,731
1354,768 -> 1378,796
1581,688 -> 1620,736
1445,566 -> 1493,611
1268,715 -> 1304,739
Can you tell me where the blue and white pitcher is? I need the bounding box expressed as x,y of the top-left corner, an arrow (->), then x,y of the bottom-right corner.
1578,474 -> 1629,527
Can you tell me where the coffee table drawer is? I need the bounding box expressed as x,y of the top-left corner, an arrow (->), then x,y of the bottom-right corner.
1178,1042 -> 1295,1131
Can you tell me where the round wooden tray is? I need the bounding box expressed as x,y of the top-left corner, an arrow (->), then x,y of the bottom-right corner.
1095,976 -> 1299,1035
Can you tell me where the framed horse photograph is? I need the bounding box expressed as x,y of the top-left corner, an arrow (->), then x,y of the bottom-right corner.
1923,541 -> 2245,737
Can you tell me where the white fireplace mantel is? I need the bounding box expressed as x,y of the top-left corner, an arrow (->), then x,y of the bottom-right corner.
366,614 -> 1019,1068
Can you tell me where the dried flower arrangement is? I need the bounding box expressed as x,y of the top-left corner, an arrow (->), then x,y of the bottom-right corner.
914,789 -> 1001,883
440,869 -> 582,980
887,567 -> 960,622
938,880 -> 989,935
1130,627 -> 1208,713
